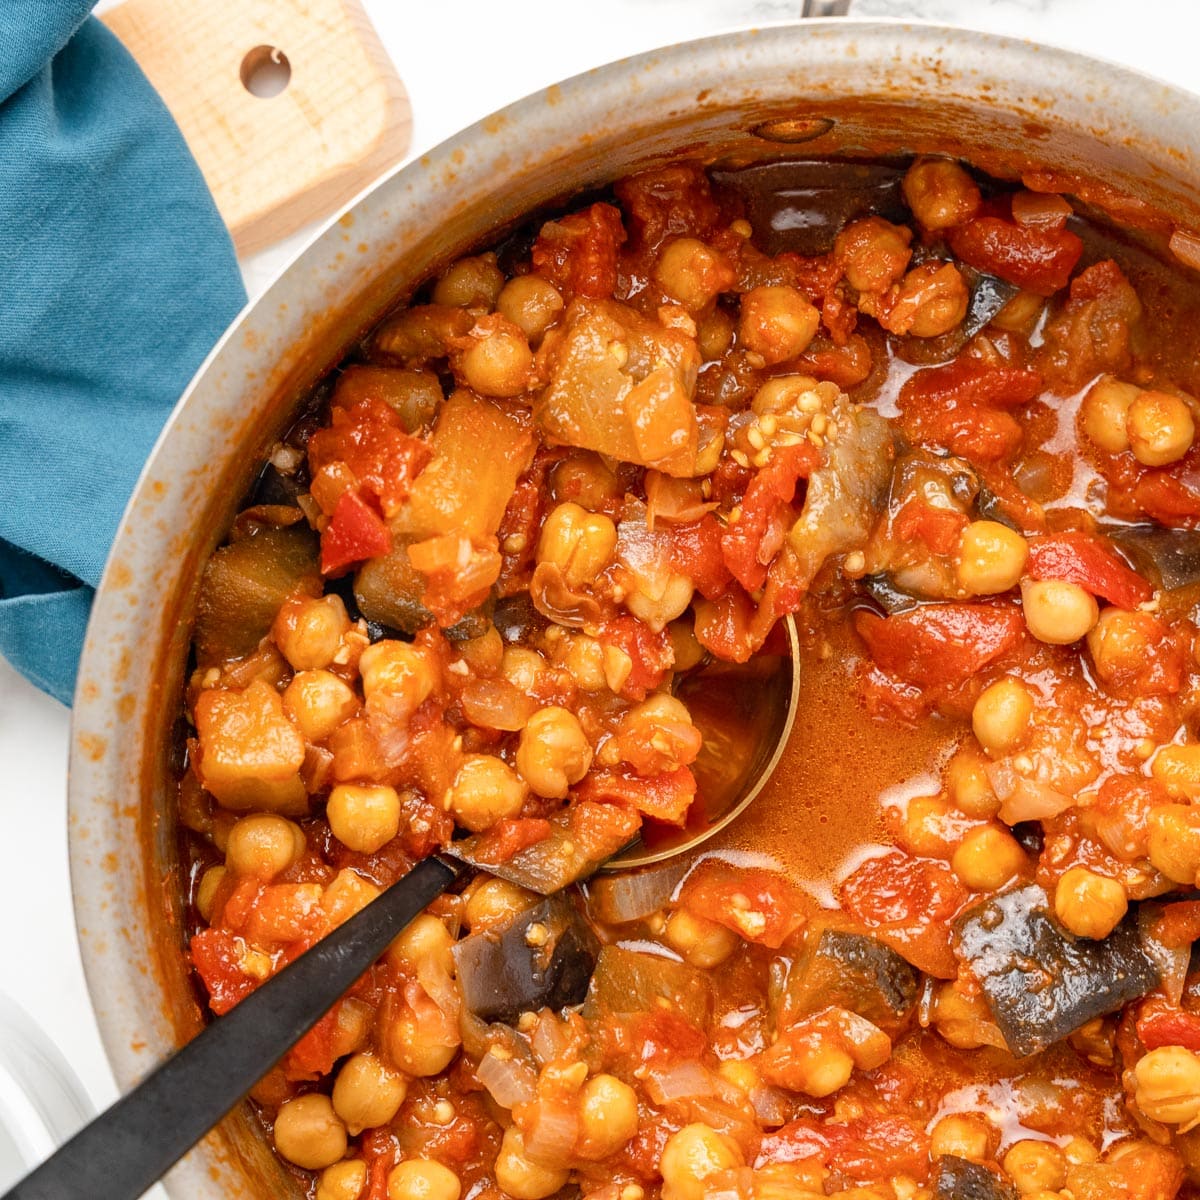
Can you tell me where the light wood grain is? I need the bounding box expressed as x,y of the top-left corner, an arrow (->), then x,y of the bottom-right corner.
103,0 -> 412,255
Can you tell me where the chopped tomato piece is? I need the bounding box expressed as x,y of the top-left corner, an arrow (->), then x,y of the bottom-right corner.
1149,901 -> 1200,950
1137,998 -> 1200,1053
614,164 -> 722,251
320,487 -> 392,575
838,851 -> 969,978
679,859 -> 809,948
757,1116 -> 930,1182
189,927 -> 260,1015
948,215 -> 1083,296
669,514 -> 733,601
721,442 -> 821,591
597,616 -> 674,700
470,817 -> 554,864
892,501 -> 969,556
1025,531 -> 1152,609
567,799 -> 643,853
281,1003 -> 340,1079
308,395 -> 431,517
532,202 -> 626,298
692,586 -> 757,664
577,767 -> 697,826
853,602 -> 1025,689
897,357 -> 1043,463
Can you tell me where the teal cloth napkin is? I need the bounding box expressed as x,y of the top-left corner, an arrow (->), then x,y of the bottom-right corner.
0,1 -> 247,704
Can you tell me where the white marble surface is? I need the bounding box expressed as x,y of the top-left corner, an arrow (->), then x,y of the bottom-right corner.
2,0 -> 1199,1167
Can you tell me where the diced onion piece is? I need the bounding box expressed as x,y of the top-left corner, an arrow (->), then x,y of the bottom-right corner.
586,862 -> 687,924
1140,906 -> 1191,1007
1011,190 -> 1072,231
475,1046 -> 537,1109
988,762 -> 1073,825
522,1097 -> 579,1166
1170,228 -> 1200,272
642,1060 -> 716,1104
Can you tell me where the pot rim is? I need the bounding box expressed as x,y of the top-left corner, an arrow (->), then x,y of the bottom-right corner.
66,18 -> 1200,1197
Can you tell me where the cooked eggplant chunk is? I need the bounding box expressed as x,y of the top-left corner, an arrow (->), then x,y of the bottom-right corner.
953,884 -> 1159,1057
583,943 -> 711,1028
781,929 -> 918,1036
934,1156 -> 1018,1200
453,896 -> 599,1025
193,524 -> 319,666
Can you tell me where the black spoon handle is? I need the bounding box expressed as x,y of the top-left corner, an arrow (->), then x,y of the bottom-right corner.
3,854 -> 465,1200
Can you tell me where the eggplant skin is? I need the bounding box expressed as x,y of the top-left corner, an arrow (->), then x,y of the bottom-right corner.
934,1155 -> 1018,1200
783,929 -> 918,1036
452,896 -> 600,1025
953,884 -> 1160,1058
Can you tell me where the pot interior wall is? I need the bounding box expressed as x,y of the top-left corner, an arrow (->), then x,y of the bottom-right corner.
67,23 -> 1200,1199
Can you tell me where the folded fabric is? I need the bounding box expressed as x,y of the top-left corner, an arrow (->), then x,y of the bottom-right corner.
0,0 -> 247,704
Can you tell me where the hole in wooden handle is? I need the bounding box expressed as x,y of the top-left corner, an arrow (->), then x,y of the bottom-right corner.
240,46 -> 291,99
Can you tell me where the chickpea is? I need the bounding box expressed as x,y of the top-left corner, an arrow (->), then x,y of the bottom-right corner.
659,1123 -> 745,1200
626,571 -> 694,632
1003,1141 -> 1067,1194
273,594 -> 351,671
952,825 -> 1027,891
972,677 -> 1034,755
433,253 -> 504,309
1061,1136 -> 1100,1165
934,980 -> 1001,1050
783,1041 -> 856,1098
738,285 -> 820,365
463,876 -> 536,932
665,909 -> 738,968
946,748 -> 1000,818
516,706 -> 593,798
578,1073 -> 640,1157
900,793 -> 957,858
380,999 -> 460,1077
1053,867 -> 1128,939
1146,803 -> 1200,883
318,1160 -> 368,1200
196,864 -> 226,923
1134,1046 -> 1200,1126
387,912 -> 455,976
1086,608 -> 1159,687
359,640 -> 436,716
225,813 -> 305,879
618,694 -> 700,775
957,521 -> 1029,595
443,754 -> 527,832
1080,376 -> 1140,454
501,646 -> 549,694
333,1052 -> 408,1135
537,502 -> 618,588
654,237 -> 736,311
1020,579 -> 1098,645
668,618 -> 705,672
696,307 -> 735,361
496,275 -> 565,342
457,625 -> 504,675
902,158 -> 981,230
1152,744 -> 1200,801
323,868 -> 382,926
284,670 -> 359,741
929,1114 -> 992,1161
880,262 -> 970,338
327,783 -> 401,853
1127,389 -> 1195,466
991,290 -> 1044,335
834,217 -> 913,294
561,634 -> 607,691
458,320 -> 533,398
273,1093 -> 348,1171
387,1159 -> 461,1200
493,1127 -> 570,1200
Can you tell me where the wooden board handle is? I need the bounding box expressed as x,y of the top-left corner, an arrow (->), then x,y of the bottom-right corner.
102,0 -> 412,256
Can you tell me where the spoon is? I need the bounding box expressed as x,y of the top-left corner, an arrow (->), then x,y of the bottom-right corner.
2,618 -> 799,1200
